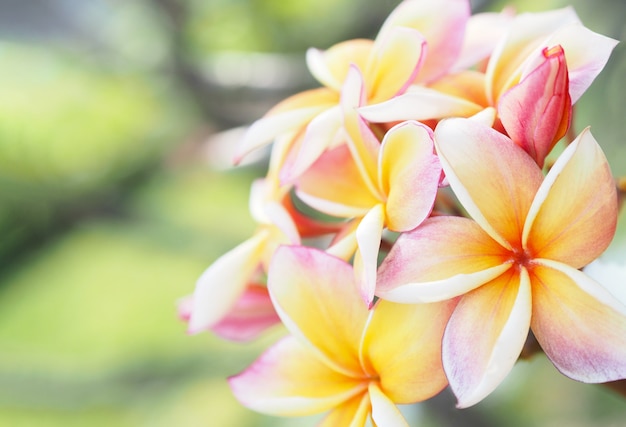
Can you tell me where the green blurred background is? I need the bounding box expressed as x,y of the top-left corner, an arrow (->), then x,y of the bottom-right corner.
0,0 -> 624,426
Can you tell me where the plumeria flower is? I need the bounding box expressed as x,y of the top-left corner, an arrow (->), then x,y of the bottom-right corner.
230,245 -> 456,426
234,0 -> 469,181
360,7 -> 617,167
295,66 -> 442,306
376,118 -> 626,407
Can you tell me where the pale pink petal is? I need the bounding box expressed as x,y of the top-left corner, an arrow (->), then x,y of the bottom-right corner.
280,105 -> 342,183
369,382 -> 409,427
485,7 -> 580,103
434,118 -> 544,249
523,128 -> 618,269
452,10 -> 515,72
377,0 -> 470,83
295,144 -> 379,218
229,336 -> 367,416
318,393 -> 370,427
354,204 -> 385,307
379,121 -> 441,231
365,27 -> 426,103
211,285 -> 281,341
187,231 -> 268,334
538,23 -> 618,104
234,88 -> 337,163
530,260 -> 626,382
306,40 -> 373,90
444,268 -> 532,408
363,299 -> 455,403
359,87 -> 482,125
268,246 -> 369,376
498,46 -> 571,168
376,216 -> 511,303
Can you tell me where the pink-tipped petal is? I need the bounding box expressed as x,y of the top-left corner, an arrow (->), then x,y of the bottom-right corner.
268,246 -> 369,376
369,382 -> 409,427
376,216 -> 511,303
326,219 -> 360,261
378,0 -> 470,83
229,336 -> 367,416
379,121 -> 441,231
498,45 -> 571,167
434,118 -> 544,249
485,7 -> 580,102
540,23 -> 618,104
187,231 -> 268,334
363,299 -> 455,403
211,285 -> 281,341
444,268 -> 532,408
354,204 -> 386,307
365,27 -> 426,103
530,260 -> 626,383
524,128 -> 618,269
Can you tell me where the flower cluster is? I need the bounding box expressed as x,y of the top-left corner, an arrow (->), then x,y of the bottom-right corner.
180,1 -> 626,425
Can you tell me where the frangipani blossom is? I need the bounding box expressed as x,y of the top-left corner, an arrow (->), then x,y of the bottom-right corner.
296,66 -> 441,306
230,245 -> 456,426
234,0 -> 469,181
360,7 -> 617,167
376,118 -> 626,407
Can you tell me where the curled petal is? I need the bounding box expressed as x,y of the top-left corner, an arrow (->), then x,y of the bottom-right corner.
524,128 -> 618,269
376,216 -> 511,303
369,382 -> 409,427
434,118 -> 544,248
530,261 -> 626,383
444,268 -> 532,408
498,45 -> 571,167
229,336 -> 367,416
268,246 -> 369,376
363,299 -> 455,403
354,204 -> 386,307
379,121 -> 441,231
187,231 -> 268,334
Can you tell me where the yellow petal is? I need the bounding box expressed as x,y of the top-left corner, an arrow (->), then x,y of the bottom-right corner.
229,336 -> 367,416
306,40 -> 373,91
362,299 -> 455,403
530,260 -> 626,382
268,246 -> 369,376
379,121 -> 441,231
524,128 -> 618,269
443,268 -> 531,408
377,216 -> 512,303
369,382 -> 410,427
319,393 -> 371,427
365,27 -> 426,103
296,144 -> 379,218
434,118 -> 544,249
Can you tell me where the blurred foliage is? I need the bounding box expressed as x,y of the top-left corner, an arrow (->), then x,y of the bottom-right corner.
0,0 -> 623,425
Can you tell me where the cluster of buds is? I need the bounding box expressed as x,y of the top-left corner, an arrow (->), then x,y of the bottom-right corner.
180,1 -> 626,424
